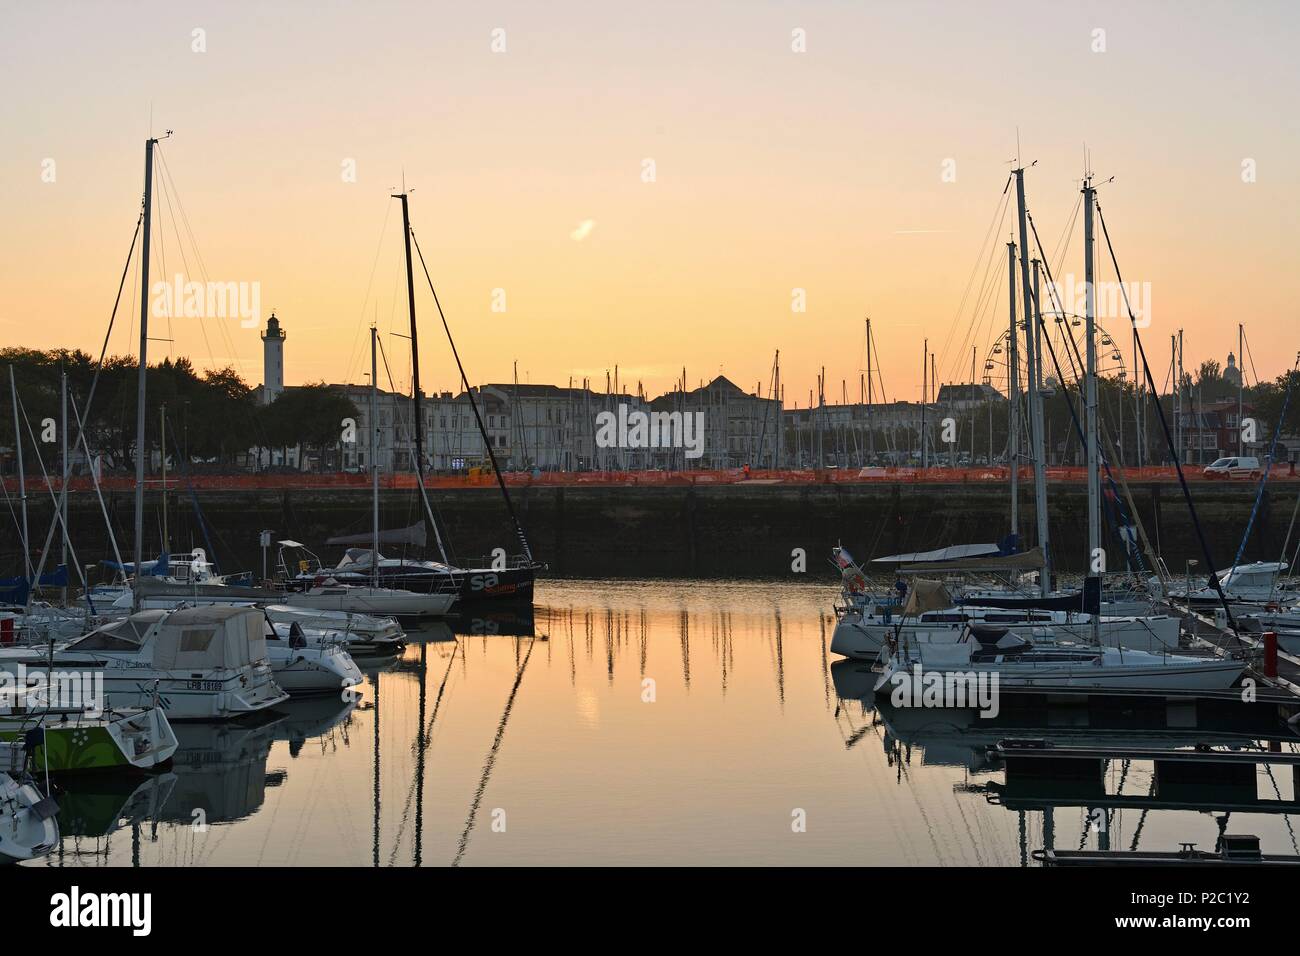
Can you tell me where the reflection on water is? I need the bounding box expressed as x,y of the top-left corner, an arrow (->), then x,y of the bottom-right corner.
21,579 -> 1300,866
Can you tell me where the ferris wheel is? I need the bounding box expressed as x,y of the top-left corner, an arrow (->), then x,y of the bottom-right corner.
982,311 -> 1128,397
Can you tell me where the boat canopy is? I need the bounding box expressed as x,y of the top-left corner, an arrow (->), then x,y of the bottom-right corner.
901,579 -> 954,616
337,548 -> 385,568
70,606 -> 267,669
1216,561 -> 1287,587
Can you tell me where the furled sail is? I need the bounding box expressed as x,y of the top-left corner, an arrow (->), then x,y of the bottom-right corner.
327,520 -> 427,548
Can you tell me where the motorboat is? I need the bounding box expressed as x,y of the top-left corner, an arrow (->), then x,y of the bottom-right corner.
0,607 -> 288,721
0,772 -> 59,863
262,618 -> 364,695
0,705 -> 178,773
1160,561 -> 1294,607
262,605 -> 404,656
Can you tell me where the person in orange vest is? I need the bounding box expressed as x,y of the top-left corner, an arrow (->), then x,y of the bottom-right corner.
742,463 -> 751,479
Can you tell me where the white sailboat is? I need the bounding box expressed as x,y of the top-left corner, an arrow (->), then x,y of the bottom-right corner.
874,624 -> 1245,695
864,168 -> 1247,698
280,577 -> 454,617
830,602 -> 1181,659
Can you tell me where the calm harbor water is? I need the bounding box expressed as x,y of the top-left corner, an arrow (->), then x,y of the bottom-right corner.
21,579 -> 1300,867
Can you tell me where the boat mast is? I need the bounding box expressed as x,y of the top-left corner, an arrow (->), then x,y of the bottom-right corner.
60,368 -> 68,605
8,366 -> 30,587
1006,241 -> 1020,540
370,326 -> 380,588
1015,167 -> 1050,595
1237,323 -> 1244,457
160,403 -> 168,555
394,190 -> 425,479
921,339 -> 928,468
392,189 -> 451,566
1082,176 -> 1101,570
133,134 -> 161,612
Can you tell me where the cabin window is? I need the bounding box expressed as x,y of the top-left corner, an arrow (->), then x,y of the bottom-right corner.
179,627 -> 218,653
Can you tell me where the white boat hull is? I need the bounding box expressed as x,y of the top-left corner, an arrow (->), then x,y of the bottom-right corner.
875,645 -> 1245,696
0,657 -> 288,722
0,773 -> 58,863
267,642 -> 363,695
282,587 -> 454,617
831,610 -> 1181,659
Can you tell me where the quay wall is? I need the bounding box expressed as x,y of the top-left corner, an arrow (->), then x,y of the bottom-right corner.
17,482 -> 1291,580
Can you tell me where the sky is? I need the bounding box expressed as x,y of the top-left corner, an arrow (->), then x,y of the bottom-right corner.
2,0 -> 1297,407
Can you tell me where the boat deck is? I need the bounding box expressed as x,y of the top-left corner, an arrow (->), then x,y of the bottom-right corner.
1164,598 -> 1300,696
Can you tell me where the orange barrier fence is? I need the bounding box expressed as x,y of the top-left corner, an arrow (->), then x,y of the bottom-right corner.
3,463 -> 1298,493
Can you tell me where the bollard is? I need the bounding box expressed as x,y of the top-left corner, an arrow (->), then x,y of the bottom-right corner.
1264,631 -> 1278,679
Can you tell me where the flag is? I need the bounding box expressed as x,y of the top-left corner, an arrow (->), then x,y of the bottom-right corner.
834,547 -> 856,570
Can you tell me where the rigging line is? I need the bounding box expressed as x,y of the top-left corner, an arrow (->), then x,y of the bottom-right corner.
451,636 -> 538,867
1242,329 -> 1262,389
1269,491 -> 1300,602
1095,198 -> 1242,637
387,640 -> 464,863
154,165 -> 216,367
376,333 -> 452,565
70,391 -> 128,583
1028,215 -> 1154,576
937,183 -> 1013,384
15,394 -> 90,594
1229,355 -> 1300,576
32,213 -> 141,583
344,203 -> 396,388
410,230 -> 535,563
155,147 -> 242,369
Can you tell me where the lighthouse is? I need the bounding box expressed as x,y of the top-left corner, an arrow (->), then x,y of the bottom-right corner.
261,312 -> 286,404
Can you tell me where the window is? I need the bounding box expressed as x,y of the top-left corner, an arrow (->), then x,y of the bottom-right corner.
179,627 -> 217,653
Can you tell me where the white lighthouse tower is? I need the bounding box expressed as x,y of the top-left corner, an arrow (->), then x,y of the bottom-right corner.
261,312 -> 286,404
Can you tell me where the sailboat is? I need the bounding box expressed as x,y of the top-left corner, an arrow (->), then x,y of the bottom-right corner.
278,325 -> 461,617
866,164 -> 1248,696
306,191 -> 541,606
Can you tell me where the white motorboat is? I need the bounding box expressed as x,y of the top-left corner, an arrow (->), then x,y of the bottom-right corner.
0,607 -> 288,721
104,589 -> 406,657
874,624 -> 1245,697
280,582 -> 454,618
1159,561 -> 1295,607
263,619 -> 364,695
262,605 -> 404,656
830,603 -> 1182,659
0,772 -> 59,863
1,705 -> 178,773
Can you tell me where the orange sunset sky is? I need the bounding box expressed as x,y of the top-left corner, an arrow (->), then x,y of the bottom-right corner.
2,0 -> 1297,406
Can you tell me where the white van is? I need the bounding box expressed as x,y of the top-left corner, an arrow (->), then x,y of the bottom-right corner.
1203,456 -> 1262,479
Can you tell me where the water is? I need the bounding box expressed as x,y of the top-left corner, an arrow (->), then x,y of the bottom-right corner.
22,579 -> 1300,867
